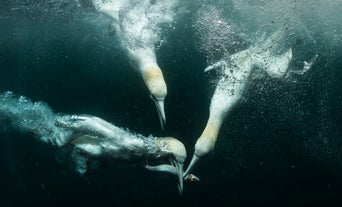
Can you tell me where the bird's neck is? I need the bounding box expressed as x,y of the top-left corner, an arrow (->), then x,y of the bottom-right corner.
201,116 -> 223,142
194,117 -> 223,157
103,131 -> 167,160
141,135 -> 167,158
127,47 -> 158,73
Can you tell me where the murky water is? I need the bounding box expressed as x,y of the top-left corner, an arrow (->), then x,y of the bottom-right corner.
0,0 -> 341,206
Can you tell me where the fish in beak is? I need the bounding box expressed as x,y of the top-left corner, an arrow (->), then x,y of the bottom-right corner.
151,95 -> 166,130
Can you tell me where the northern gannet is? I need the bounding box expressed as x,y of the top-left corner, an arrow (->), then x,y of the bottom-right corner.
0,92 -> 184,193
184,30 -> 293,176
91,0 -> 174,130
56,114 -> 184,193
126,47 -> 167,130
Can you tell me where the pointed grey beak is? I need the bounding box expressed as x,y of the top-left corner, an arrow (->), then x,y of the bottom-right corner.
145,160 -> 184,194
171,159 -> 184,194
145,164 -> 178,175
184,154 -> 200,177
151,96 -> 166,130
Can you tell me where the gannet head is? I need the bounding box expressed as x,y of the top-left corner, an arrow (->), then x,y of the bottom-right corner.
142,66 -> 167,130
183,136 -> 214,178
184,120 -> 220,177
145,137 -> 186,194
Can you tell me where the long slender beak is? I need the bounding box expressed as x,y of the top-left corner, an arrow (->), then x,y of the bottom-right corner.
152,97 -> 166,130
184,154 -> 200,177
145,164 -> 178,175
170,159 -> 184,194
145,160 -> 184,194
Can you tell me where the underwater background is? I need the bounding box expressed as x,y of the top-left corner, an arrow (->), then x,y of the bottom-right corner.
0,0 -> 341,206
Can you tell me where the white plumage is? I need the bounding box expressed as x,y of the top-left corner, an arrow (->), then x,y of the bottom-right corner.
91,0 -> 179,130
185,30 -> 293,175
0,92 -> 186,193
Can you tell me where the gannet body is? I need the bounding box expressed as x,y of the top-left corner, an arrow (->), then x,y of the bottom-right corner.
92,0 -> 169,129
185,31 -> 293,176
0,92 -> 184,193
56,114 -> 184,192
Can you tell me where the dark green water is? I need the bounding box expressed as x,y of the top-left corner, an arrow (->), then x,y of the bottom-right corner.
0,0 -> 342,206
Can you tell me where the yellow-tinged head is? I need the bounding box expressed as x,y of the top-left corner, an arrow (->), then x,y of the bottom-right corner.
154,137 -> 186,193
142,66 -> 167,130
145,137 -> 186,193
142,66 -> 167,100
157,137 -> 187,163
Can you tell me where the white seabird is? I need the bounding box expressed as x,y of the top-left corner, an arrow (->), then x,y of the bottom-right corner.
126,47 -> 167,130
184,30 -> 293,176
56,114 -> 185,193
0,92 -> 184,193
91,0 -> 177,130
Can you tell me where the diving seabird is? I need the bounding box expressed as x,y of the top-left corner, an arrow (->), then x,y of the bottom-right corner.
91,0 -> 170,130
184,30 -> 293,176
0,92 -> 184,193
55,114 -> 184,193
126,47 -> 167,131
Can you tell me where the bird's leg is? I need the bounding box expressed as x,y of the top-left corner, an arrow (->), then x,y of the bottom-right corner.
70,148 -> 89,175
204,60 -> 227,73
259,48 -> 293,78
286,54 -> 317,77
